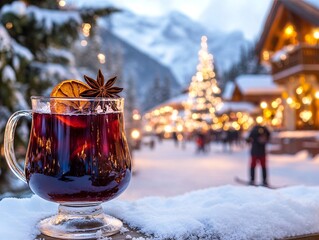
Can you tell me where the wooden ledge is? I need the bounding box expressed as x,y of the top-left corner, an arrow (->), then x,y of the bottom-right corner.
35,226 -> 319,240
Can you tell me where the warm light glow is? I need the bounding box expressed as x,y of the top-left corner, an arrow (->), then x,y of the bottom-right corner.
176,125 -> 183,132
262,51 -> 269,61
271,101 -> 279,108
296,87 -> 303,95
256,116 -> 264,124
313,28 -> 319,40
302,96 -> 312,105
144,125 -> 152,132
286,97 -> 293,105
164,125 -> 172,133
58,0 -> 66,7
97,53 -> 106,64
300,110 -> 312,122
82,23 -> 91,37
131,129 -> 140,139
5,22 -> 13,29
80,40 -> 88,47
260,101 -> 268,109
133,113 -> 141,121
284,24 -> 295,36
315,91 -> 319,99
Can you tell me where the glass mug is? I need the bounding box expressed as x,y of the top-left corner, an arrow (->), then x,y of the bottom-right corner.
4,97 -> 132,239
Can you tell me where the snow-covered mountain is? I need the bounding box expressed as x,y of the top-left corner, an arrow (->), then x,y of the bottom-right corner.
100,10 -> 251,87
97,28 -> 181,111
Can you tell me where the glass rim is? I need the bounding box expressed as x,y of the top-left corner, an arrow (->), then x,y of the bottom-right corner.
31,96 -> 124,102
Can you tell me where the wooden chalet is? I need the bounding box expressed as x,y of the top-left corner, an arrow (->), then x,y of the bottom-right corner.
257,0 -> 319,130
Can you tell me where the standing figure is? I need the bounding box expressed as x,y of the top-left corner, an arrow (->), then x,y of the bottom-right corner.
247,124 -> 271,186
196,132 -> 206,153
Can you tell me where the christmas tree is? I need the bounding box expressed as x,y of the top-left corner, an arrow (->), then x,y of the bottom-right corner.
185,36 -> 221,132
0,0 -> 117,191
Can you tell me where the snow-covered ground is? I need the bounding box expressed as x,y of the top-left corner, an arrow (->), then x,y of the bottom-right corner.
2,139 -> 319,240
120,139 -> 319,200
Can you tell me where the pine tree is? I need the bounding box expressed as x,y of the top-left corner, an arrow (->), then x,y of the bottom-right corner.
221,42 -> 268,83
185,36 -> 221,131
161,77 -> 171,103
144,76 -> 163,111
0,0 -> 117,190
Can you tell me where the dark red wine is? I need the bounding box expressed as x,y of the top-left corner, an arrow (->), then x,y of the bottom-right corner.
25,112 -> 131,202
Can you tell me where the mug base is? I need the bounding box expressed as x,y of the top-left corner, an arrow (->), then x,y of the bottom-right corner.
38,203 -> 122,239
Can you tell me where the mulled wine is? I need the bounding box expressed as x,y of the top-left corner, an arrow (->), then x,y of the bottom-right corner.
25,111 -> 131,202
5,70 -> 131,238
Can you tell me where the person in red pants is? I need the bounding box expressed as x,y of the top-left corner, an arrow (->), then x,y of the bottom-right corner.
246,124 -> 271,186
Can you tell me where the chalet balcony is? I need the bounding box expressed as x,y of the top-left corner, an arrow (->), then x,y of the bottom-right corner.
271,44 -> 319,82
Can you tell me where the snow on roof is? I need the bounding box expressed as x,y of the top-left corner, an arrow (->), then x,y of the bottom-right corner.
147,93 -> 188,112
222,81 -> 235,100
1,2 -> 81,32
216,101 -> 258,114
235,74 -> 284,95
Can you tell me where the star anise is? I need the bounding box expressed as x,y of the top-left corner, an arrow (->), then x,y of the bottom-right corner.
80,69 -> 123,98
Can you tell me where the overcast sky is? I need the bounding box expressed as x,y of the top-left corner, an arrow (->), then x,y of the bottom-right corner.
74,0 -> 273,40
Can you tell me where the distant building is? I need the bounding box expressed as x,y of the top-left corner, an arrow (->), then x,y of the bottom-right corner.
223,75 -> 284,128
229,75 -> 283,105
257,0 -> 319,130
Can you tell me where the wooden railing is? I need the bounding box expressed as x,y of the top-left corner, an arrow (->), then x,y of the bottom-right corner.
271,44 -> 319,75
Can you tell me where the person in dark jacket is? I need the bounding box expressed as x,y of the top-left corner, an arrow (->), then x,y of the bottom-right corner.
247,124 -> 271,186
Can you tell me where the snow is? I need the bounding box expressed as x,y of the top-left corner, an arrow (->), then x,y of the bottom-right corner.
0,24 -> 33,61
216,101 -> 258,114
12,41 -> 33,61
106,186 -> 319,240
28,6 -> 81,32
1,2 -> 81,32
235,74 -> 284,95
277,130 -> 319,139
13,56 -> 20,70
222,82 -> 235,100
30,62 -> 77,83
157,93 -> 188,108
1,1 -> 26,17
2,141 -> 319,239
101,10 -> 250,86
47,47 -> 75,65
0,25 -> 12,51
2,65 -> 16,82
271,45 -> 295,63
14,91 -> 30,110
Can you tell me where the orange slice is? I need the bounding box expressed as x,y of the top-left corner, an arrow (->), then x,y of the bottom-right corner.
50,80 -> 90,114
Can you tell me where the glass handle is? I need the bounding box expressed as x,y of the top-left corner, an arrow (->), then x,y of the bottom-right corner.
4,110 -> 32,183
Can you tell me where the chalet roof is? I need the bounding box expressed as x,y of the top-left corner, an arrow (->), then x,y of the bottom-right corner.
235,74 -> 284,95
216,101 -> 259,114
256,0 -> 319,54
222,82 -> 235,100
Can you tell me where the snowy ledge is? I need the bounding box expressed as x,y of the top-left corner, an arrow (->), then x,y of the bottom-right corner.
1,185 -> 319,240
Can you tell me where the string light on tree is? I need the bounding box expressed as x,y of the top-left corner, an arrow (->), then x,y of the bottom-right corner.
185,36 -> 221,131
58,0 -> 66,8
97,53 -> 106,64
